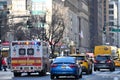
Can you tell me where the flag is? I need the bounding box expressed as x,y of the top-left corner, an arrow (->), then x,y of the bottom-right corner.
79,30 -> 84,38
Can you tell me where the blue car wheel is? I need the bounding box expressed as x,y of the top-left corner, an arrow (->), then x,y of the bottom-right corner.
50,75 -> 54,79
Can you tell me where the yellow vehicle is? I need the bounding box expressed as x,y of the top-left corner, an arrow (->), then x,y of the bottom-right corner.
114,48 -> 120,67
94,45 -> 118,58
94,45 -> 118,67
117,48 -> 120,60
69,53 -> 92,74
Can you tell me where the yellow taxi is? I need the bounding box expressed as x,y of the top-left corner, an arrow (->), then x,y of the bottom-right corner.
114,48 -> 120,67
69,53 -> 92,74
114,59 -> 120,67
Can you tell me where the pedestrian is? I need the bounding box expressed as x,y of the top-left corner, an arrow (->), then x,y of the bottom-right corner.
0,54 -> 2,71
2,57 -> 7,71
7,57 -> 11,69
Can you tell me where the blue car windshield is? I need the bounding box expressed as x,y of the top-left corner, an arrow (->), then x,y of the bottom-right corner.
53,57 -> 75,64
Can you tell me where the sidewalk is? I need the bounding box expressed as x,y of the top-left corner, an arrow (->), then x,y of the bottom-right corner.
0,68 -> 11,71
0,69 -> 13,80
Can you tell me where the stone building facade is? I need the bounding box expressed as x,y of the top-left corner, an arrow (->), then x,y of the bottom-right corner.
2,0 -> 90,53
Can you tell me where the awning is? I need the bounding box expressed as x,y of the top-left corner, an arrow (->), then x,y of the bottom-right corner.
1,48 -> 9,51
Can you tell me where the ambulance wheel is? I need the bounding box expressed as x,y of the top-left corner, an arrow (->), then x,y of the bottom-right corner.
28,72 -> 31,76
39,66 -> 47,76
38,69 -> 46,76
14,72 -> 21,77
41,68 -> 47,76
39,70 -> 46,76
50,75 -> 54,79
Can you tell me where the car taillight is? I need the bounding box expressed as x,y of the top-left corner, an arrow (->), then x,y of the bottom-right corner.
94,60 -> 99,63
106,60 -> 112,63
83,60 -> 87,62
69,64 -> 77,68
51,64 -> 57,67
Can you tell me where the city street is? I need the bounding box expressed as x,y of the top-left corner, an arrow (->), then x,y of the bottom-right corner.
1,68 -> 120,80
0,0 -> 120,80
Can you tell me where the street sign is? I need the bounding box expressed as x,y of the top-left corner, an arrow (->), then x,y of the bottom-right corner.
111,28 -> 120,32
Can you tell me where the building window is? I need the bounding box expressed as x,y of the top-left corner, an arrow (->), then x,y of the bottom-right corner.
109,10 -> 114,14
109,22 -> 114,26
109,33 -> 114,36
104,9 -> 106,14
12,0 -> 26,10
109,4 -> 114,8
104,15 -> 106,21
109,16 -> 114,20
104,0 -> 106,3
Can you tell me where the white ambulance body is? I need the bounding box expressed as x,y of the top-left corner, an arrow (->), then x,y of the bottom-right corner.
10,40 -> 50,77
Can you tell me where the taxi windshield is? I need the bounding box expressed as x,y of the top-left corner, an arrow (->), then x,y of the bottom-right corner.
77,56 -> 85,60
71,56 -> 85,60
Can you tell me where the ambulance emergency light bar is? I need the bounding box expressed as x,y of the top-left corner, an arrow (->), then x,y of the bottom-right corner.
12,41 -> 41,46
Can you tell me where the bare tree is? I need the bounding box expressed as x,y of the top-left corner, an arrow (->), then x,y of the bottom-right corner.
8,17 -> 29,40
46,3 -> 69,56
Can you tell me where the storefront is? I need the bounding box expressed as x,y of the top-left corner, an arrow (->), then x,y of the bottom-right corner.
1,41 -> 10,57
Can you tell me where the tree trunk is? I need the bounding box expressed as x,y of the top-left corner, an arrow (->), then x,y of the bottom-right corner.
50,44 -> 56,58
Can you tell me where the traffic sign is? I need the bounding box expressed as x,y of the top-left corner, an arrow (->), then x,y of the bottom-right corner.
111,28 -> 120,32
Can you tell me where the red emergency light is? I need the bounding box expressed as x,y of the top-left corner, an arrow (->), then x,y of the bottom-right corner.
2,41 -> 10,46
12,42 -> 41,46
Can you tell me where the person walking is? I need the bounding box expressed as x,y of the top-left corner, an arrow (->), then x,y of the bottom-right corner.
0,55 -> 2,71
2,57 -> 7,71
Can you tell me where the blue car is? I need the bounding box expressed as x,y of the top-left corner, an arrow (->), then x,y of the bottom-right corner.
50,56 -> 82,79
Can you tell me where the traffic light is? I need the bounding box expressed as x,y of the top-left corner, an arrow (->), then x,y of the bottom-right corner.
76,49 -> 79,54
27,20 -> 33,28
103,26 -> 106,34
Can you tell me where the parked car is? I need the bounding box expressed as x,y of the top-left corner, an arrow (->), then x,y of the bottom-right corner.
94,55 -> 115,71
50,56 -> 82,79
69,54 -> 93,74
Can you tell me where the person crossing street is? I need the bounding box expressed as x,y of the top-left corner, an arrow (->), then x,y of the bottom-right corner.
2,57 -> 7,71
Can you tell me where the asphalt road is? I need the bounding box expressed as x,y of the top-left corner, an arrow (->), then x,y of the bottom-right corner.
1,68 -> 120,80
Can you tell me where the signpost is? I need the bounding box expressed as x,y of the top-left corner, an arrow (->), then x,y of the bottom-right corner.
111,28 -> 120,32
111,27 -> 120,47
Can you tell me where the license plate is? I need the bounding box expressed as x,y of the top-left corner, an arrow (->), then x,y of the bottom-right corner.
24,67 -> 29,70
100,61 -> 105,63
61,65 -> 66,68
99,65 -> 106,67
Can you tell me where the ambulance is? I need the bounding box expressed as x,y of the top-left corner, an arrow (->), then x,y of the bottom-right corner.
10,40 -> 50,77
